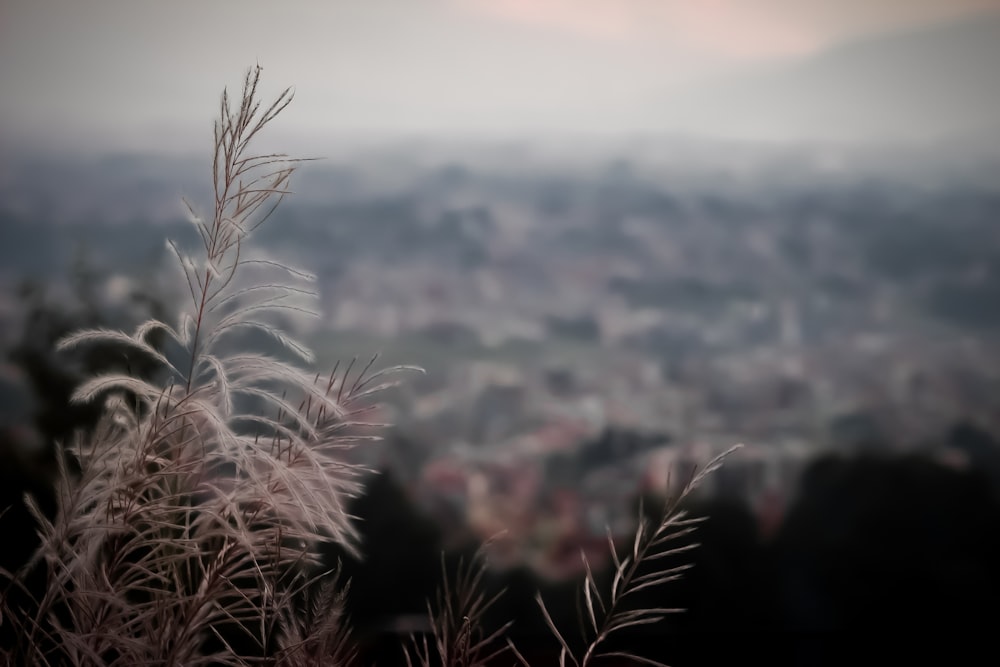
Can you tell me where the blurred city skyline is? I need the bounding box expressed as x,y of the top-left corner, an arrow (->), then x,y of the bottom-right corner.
2,0 -> 1000,154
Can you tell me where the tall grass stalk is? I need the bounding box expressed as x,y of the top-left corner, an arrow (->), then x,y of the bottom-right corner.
514,445 -> 742,667
0,66 -> 416,666
405,537 -> 513,667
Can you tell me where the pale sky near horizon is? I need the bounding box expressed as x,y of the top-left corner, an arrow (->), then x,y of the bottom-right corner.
2,0 -> 998,152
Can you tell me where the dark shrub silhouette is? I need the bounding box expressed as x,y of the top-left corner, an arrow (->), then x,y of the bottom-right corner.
773,453 -> 1000,633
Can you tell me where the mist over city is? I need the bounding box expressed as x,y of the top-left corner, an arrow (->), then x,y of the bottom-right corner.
3,1 -> 1000,665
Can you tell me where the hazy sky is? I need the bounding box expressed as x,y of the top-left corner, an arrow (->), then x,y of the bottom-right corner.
2,0 -> 998,152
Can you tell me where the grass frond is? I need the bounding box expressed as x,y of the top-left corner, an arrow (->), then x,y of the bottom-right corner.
406,536 -> 513,667
0,65 -> 413,666
521,444 -> 743,667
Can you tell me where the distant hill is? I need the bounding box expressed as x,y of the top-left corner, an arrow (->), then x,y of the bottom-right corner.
657,13 -> 1000,145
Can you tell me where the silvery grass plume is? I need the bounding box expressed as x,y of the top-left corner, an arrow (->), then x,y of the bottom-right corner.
512,444 -> 743,667
0,65 -> 418,666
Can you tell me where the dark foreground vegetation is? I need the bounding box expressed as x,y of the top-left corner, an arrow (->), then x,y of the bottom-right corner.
325,441 -> 1000,665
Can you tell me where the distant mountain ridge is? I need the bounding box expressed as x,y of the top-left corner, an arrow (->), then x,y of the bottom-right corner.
657,12 -> 1000,145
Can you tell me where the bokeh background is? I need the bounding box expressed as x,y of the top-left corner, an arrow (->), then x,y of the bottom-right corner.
3,1 -> 1000,664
